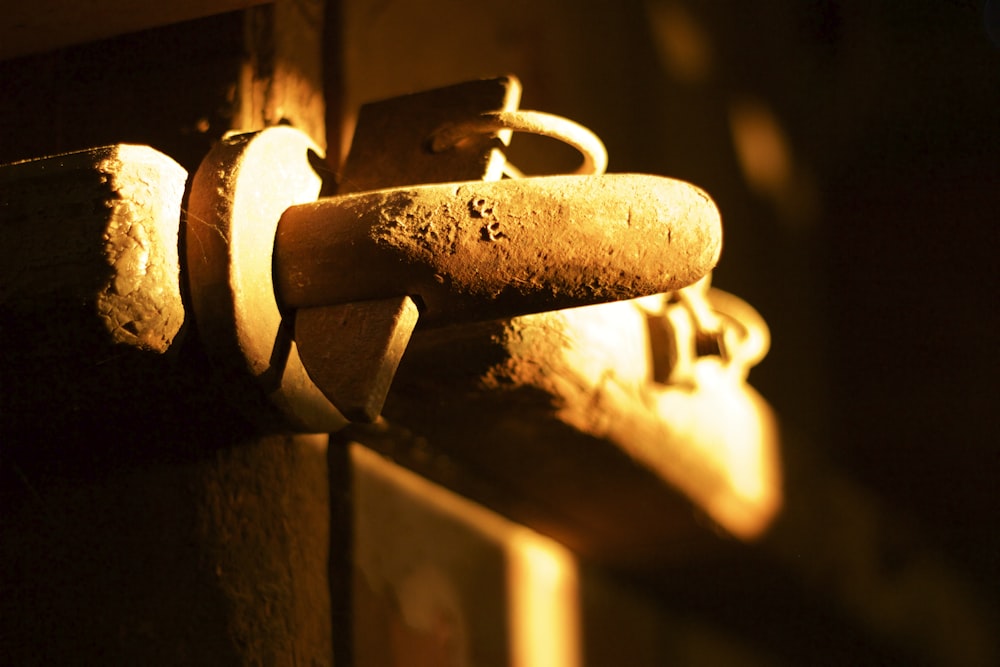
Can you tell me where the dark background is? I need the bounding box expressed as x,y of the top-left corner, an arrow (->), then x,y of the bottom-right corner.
652,0 -> 1000,608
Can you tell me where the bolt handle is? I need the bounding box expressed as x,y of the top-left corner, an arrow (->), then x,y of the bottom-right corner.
275,173 -> 722,328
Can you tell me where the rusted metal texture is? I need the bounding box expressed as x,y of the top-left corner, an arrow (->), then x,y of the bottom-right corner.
338,76 -> 522,191
295,295 -> 420,422
275,173 -> 722,327
0,144 -> 186,353
363,297 -> 781,570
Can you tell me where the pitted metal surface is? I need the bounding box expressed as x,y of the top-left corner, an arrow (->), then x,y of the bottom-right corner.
275,173 -> 722,327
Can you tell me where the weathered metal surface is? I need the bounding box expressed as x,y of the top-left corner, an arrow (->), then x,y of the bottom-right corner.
337,76 -> 521,192
361,298 -> 780,569
186,126 -> 347,433
296,295 -> 420,422
275,173 -> 722,327
291,77 -> 522,428
0,143 -> 186,353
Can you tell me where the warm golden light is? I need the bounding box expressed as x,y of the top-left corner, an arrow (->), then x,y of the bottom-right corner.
652,358 -> 783,539
352,444 -> 584,666
507,530 -> 581,667
729,97 -> 793,199
549,297 -> 783,541
728,97 -> 818,226
647,1 -> 714,83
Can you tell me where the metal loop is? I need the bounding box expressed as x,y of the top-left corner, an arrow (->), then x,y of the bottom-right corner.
430,110 -> 608,176
707,288 -> 770,376
670,276 -> 770,382
677,275 -> 720,334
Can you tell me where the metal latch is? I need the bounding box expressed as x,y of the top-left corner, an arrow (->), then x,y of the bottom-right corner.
0,76 -> 725,434
185,76 -> 723,432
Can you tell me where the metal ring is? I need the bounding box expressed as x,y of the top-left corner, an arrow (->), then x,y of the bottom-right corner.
186,127 -> 347,433
673,276 -> 769,379
430,110 -> 608,175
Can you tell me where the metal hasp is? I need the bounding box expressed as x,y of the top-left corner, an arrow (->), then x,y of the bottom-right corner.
186,123 -> 722,432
